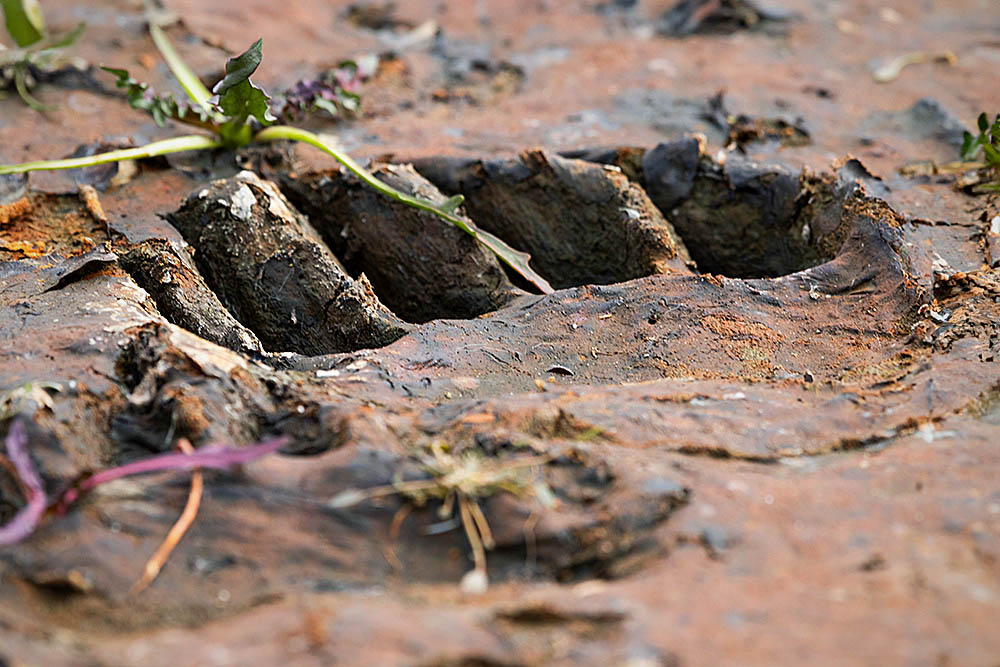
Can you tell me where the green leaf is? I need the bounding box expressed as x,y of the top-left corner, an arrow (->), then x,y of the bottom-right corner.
312,97 -> 340,116
39,21 -> 83,51
982,141 -> 1000,167
961,131 -> 975,160
978,112 -> 989,133
212,38 -> 275,130
49,21 -> 82,48
0,21 -> 83,68
1,0 -> 44,48
439,194 -> 464,215
337,89 -> 360,112
101,65 -> 217,130
213,38 -> 263,95
216,77 -> 273,124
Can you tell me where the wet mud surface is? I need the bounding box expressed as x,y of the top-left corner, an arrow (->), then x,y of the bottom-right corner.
2,1 -> 1000,665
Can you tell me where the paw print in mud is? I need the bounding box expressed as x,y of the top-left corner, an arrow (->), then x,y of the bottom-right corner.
144,137 -> 926,396
98,136 -> 943,591
115,135 -> 942,468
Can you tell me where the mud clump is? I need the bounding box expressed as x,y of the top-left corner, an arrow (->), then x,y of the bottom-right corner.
117,238 -> 264,355
167,171 -> 411,356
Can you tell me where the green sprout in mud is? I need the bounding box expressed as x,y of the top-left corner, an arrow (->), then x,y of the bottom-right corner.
961,112 -> 1000,194
0,23 -> 553,292
328,441 -> 556,590
0,0 -> 84,110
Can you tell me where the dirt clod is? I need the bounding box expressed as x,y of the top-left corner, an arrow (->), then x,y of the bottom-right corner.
167,171 -> 411,355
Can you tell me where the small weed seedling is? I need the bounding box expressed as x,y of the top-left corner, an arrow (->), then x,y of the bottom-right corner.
0,24 -> 552,292
961,112 -> 1000,194
0,0 -> 84,110
328,441 -> 556,591
273,56 -> 378,122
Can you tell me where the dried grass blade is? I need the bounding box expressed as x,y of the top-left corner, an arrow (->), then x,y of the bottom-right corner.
131,437 -> 203,594
457,493 -> 486,574
467,497 -> 495,550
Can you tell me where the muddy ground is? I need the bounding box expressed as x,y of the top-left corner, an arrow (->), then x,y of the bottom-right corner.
1,0 -> 999,665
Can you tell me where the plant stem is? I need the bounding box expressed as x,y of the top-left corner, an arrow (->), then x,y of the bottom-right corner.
0,134 -> 222,175
13,63 -> 54,112
253,125 -> 553,293
130,437 -> 203,595
254,125 -> 448,213
149,23 -> 220,119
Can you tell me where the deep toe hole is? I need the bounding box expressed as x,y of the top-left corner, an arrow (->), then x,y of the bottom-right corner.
411,149 -> 693,290
145,148 -> 873,360
279,163 -> 522,324
566,139 -> 853,279
666,155 -> 848,278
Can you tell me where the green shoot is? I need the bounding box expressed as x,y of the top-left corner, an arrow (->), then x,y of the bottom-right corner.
253,125 -> 551,290
960,112 -> 1000,194
148,22 -> 215,114
0,28 -> 553,292
101,67 -> 219,130
0,0 -> 84,111
0,135 -> 222,174
212,38 -> 275,147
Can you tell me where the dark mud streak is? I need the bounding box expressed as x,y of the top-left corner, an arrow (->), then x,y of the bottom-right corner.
657,0 -> 794,37
39,251 -> 119,294
0,246 -> 118,301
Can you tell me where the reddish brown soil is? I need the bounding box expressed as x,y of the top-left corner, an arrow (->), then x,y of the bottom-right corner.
1,1 -> 999,665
